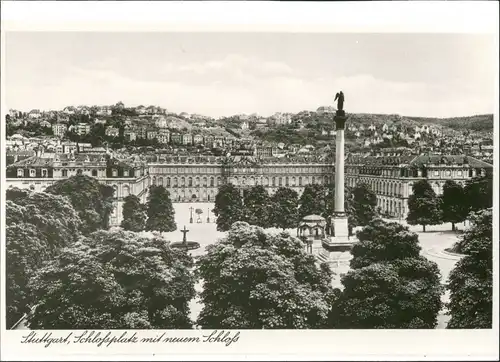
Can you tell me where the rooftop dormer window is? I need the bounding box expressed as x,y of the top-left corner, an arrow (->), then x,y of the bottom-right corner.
17,169 -> 24,177
29,169 -> 36,177
124,170 -> 129,177
112,169 -> 118,177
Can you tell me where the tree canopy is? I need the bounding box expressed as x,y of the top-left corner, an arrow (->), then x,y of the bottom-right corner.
196,222 -> 336,329
447,209 -> 492,329
5,188 -> 82,328
464,175 -> 493,215
242,185 -> 271,227
213,184 -> 244,231
121,195 -> 146,232
28,230 -> 195,329
350,183 -> 378,227
145,185 -> 177,233
298,184 -> 326,219
406,180 -> 442,232
332,219 -> 442,328
440,180 -> 467,231
45,175 -> 115,234
270,187 -> 299,229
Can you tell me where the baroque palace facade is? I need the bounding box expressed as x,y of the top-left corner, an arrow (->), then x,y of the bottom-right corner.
147,154 -> 334,203
5,149 -> 150,226
6,149 -> 492,225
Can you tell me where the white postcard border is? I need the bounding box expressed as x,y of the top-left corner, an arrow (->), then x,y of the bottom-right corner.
1,1 -> 499,361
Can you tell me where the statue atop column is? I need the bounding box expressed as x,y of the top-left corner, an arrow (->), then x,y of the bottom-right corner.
334,91 -> 347,129
334,91 -> 344,111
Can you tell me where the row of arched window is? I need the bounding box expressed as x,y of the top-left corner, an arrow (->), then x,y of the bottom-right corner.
150,175 -> 334,188
151,176 -> 219,188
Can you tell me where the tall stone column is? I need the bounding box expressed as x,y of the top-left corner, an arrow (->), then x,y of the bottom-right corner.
334,113 -> 346,215
319,92 -> 355,265
331,110 -> 349,239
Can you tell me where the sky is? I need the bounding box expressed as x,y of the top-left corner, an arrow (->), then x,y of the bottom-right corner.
5,32 -> 497,118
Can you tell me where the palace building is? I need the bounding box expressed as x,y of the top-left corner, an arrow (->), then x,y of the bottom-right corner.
147,155 -> 334,203
345,152 -> 492,219
5,149 -> 150,226
6,148 -> 492,225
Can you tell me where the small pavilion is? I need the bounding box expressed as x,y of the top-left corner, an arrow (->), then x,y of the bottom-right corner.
297,214 -> 327,254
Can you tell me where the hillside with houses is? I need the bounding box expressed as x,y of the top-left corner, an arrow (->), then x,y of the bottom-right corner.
5,102 -> 494,164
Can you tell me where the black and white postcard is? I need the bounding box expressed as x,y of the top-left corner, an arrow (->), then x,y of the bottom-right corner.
1,1 -> 498,360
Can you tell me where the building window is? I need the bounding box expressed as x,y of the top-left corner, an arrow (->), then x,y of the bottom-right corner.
41,169 -> 48,178
92,170 -> 98,177
17,169 -> 24,177
457,170 -> 462,176
30,169 -> 36,177
434,170 -> 439,176
188,177 -> 193,187
124,170 -> 129,177
167,177 -> 171,187
210,177 -> 214,187
62,169 -> 68,177
446,170 -> 451,176
112,169 -> 118,177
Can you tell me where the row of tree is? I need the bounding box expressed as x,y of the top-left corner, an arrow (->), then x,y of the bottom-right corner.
120,185 -> 177,233
407,175 -> 492,231
213,182 -> 378,233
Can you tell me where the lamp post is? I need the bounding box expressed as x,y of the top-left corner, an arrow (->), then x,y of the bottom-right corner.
189,206 -> 194,224
207,207 -> 210,223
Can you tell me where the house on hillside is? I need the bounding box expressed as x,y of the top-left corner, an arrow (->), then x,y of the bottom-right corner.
63,106 -> 75,115
105,127 -> 120,138
124,130 -> 137,142
28,110 -> 42,119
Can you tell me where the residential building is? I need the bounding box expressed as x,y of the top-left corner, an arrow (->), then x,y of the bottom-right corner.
52,123 -> 68,138
105,127 -> 120,138
75,123 -> 91,136
182,133 -> 193,145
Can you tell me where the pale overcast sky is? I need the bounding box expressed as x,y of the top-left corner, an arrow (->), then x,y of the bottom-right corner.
5,32 -> 496,118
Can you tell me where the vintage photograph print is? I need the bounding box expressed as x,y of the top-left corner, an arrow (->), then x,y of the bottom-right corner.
1,1 -> 498,361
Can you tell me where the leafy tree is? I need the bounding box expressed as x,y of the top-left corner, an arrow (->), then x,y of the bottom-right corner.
121,195 -> 146,232
464,175 -> 493,215
213,184 -> 244,231
270,187 -> 299,229
447,209 -> 492,328
333,258 -> 442,328
197,222 -> 337,329
440,180 -> 467,231
45,175 -> 115,234
6,189 -> 81,328
28,230 -> 195,329
350,183 -> 378,227
145,185 -> 177,233
350,219 -> 421,269
406,180 -> 442,232
298,184 -> 325,219
331,219 -> 442,328
243,185 -> 271,227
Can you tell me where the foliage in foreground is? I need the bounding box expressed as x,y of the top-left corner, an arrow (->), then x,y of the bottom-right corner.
5,188 -> 82,328
45,175 -> 115,234
196,222 -> 337,329
28,230 -> 195,329
447,209 -> 492,329
332,219 -> 443,328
